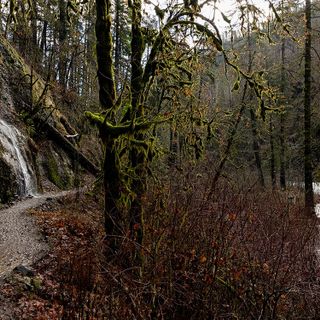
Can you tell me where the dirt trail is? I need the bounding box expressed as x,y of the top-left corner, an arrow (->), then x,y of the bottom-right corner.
0,191 -> 71,279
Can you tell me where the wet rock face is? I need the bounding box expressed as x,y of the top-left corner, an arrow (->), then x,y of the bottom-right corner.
39,141 -> 74,190
0,36 -> 85,195
0,158 -> 18,203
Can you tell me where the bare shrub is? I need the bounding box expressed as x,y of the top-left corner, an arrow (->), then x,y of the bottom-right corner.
55,165 -> 320,319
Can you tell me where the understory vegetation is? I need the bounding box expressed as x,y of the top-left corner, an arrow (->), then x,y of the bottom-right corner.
2,163 -> 318,319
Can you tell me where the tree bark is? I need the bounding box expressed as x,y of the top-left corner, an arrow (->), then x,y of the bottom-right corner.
95,0 -> 122,247
250,108 -> 265,188
129,0 -> 146,260
279,35 -> 286,190
58,0 -> 68,87
169,126 -> 178,166
269,114 -> 276,189
30,0 -> 38,48
304,0 -> 314,215
246,12 -> 264,188
114,0 -> 122,90
207,29 -> 253,197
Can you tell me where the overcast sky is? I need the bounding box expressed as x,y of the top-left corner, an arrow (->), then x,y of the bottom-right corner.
208,0 -> 270,29
145,0 -> 271,31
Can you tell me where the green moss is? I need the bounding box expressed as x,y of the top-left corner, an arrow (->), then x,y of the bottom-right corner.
31,277 -> 42,290
45,153 -> 69,189
85,111 -> 171,138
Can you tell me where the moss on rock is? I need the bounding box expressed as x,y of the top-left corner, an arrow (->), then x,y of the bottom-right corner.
41,142 -> 73,190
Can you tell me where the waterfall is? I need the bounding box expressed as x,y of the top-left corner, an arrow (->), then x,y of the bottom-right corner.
0,119 -> 36,196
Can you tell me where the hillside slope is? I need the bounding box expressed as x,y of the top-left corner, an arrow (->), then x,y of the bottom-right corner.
0,36 -> 99,203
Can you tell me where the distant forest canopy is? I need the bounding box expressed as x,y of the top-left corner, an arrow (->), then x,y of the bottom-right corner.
0,0 -> 314,97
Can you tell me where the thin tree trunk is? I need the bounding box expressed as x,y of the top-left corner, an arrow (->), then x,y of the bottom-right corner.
304,0 -> 314,215
58,0 -> 68,87
30,0 -> 37,47
207,30 -> 254,197
246,10 -> 264,188
208,86 -> 247,199
279,29 -> 286,190
40,20 -> 48,60
169,126 -> 178,166
269,114 -> 276,189
250,108 -> 265,188
114,0 -> 122,91
279,112 -> 286,189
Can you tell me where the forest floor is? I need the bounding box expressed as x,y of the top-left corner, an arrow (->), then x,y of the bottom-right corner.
0,189 -> 103,319
0,178 -> 319,319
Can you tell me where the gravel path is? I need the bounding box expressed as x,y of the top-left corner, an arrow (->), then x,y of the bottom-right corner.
0,191 -> 71,279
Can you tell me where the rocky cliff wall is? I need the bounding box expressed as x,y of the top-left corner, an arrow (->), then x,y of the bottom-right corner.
0,36 -> 97,203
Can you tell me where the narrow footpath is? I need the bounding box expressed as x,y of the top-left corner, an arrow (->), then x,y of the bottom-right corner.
0,191 -> 71,279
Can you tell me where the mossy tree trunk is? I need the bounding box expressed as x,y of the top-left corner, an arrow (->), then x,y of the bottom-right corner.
129,0 -> 146,257
95,0 -> 122,249
114,0 -> 122,90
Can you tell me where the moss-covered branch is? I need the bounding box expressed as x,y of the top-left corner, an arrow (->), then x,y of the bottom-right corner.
85,111 -> 172,137
142,13 -> 223,90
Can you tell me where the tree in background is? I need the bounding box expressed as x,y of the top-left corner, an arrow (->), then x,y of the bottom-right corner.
304,0 -> 314,214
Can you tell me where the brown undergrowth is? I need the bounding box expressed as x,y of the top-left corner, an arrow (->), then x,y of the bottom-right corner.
1,166 -> 319,319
